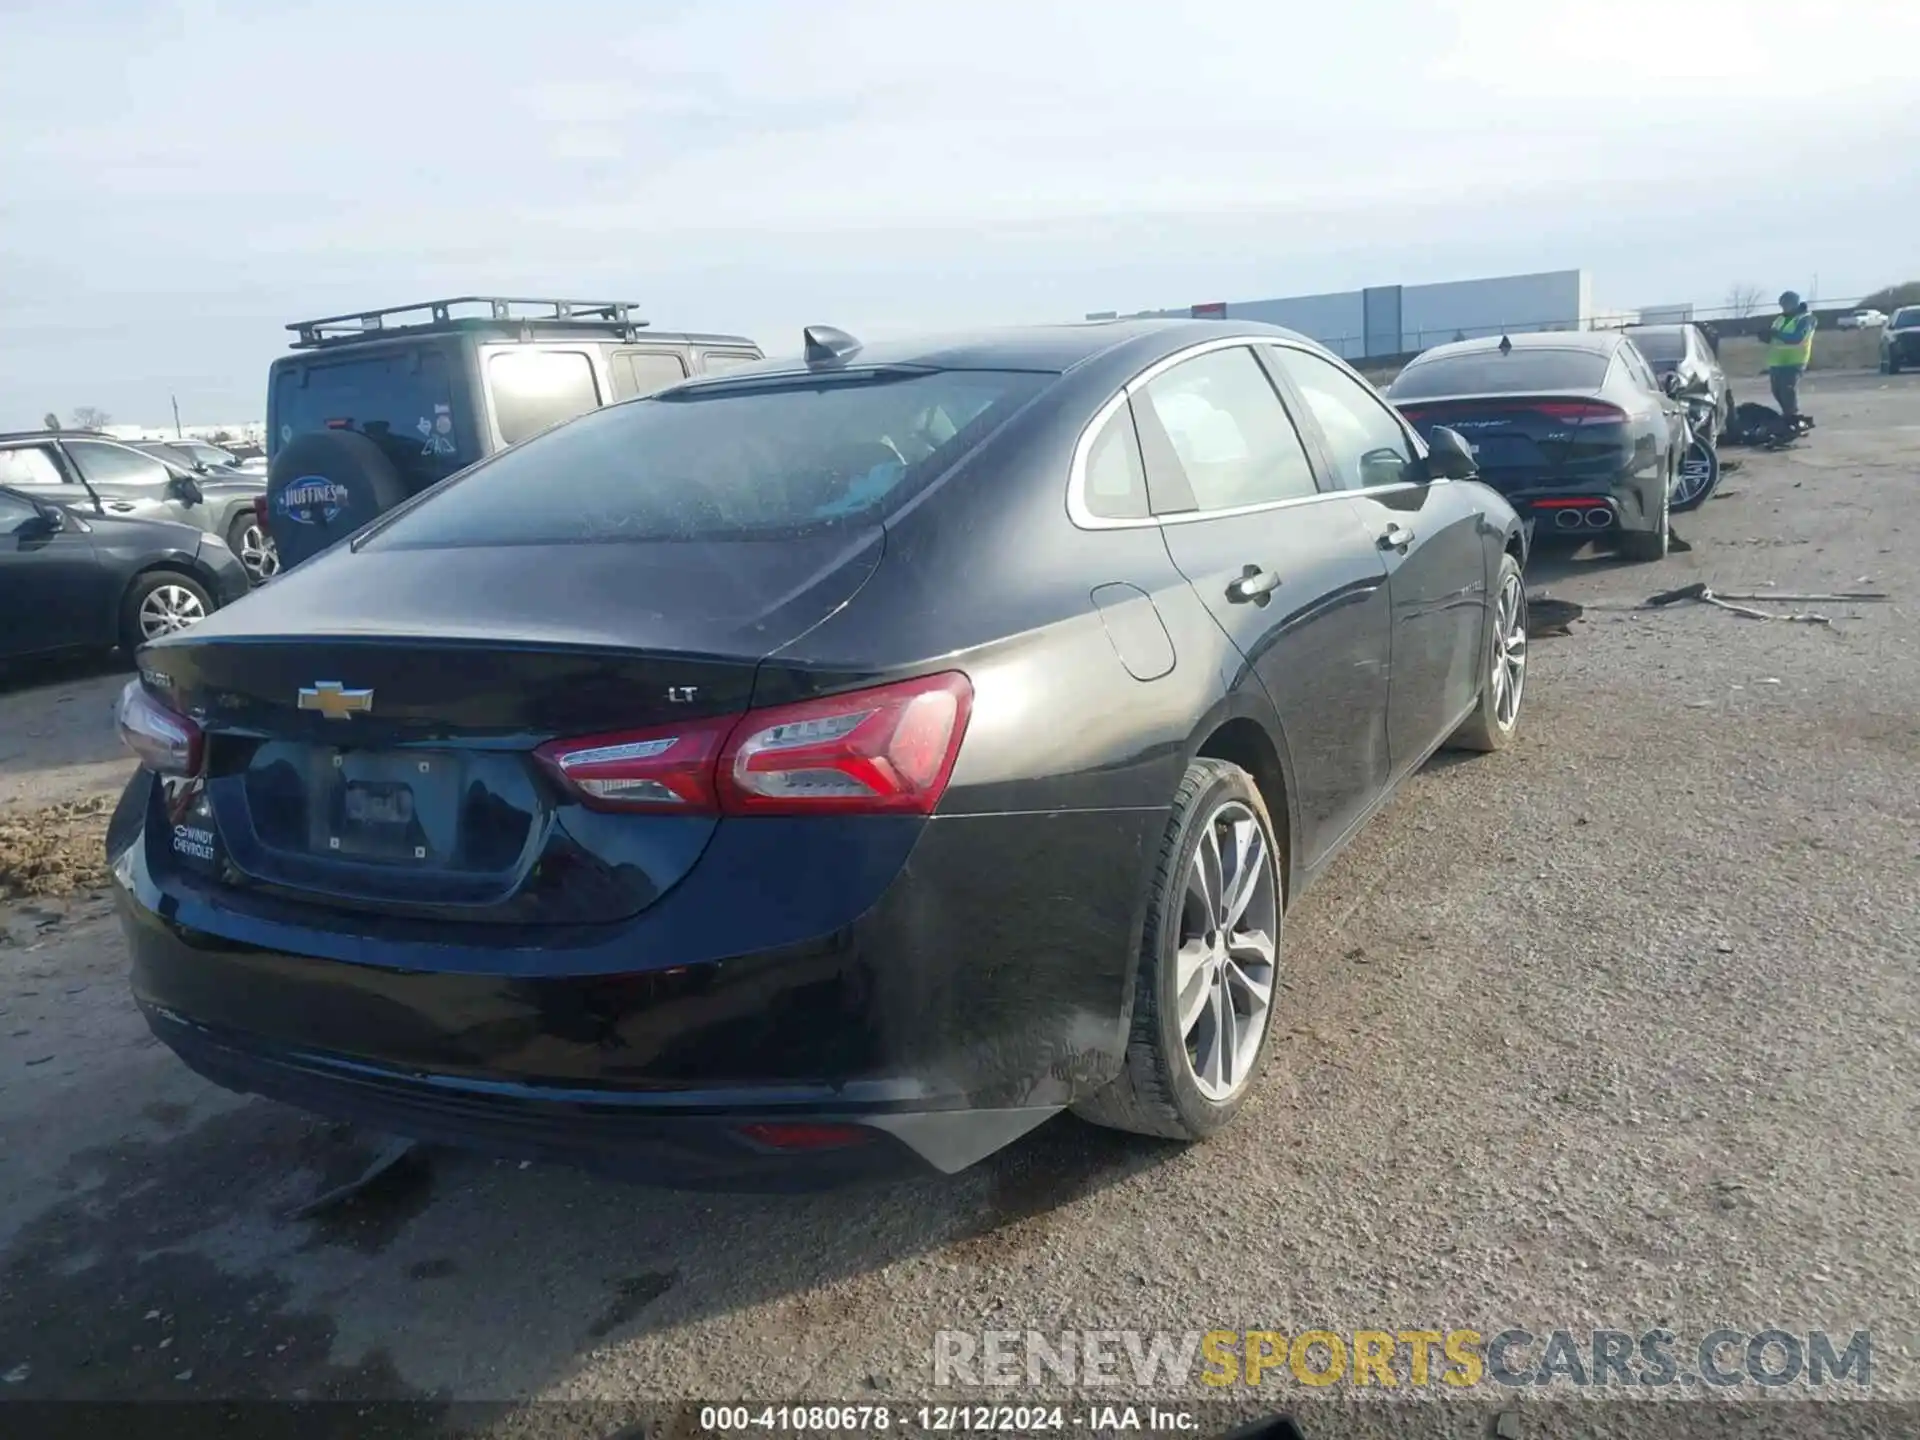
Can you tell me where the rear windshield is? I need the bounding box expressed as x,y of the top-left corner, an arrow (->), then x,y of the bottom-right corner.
1894,308 -> 1920,328
1625,329 -> 1686,362
1388,349 -> 1611,399
271,345 -> 469,491
360,367 -> 1052,549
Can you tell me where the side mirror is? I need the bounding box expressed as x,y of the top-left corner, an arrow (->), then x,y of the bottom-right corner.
1424,426 -> 1478,481
17,506 -> 61,540
168,475 -> 205,505
1660,371 -> 1683,397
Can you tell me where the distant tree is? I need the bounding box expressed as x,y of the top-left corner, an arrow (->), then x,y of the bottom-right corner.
69,406 -> 111,430
41,412 -> 60,431
1725,284 -> 1766,318
1859,281 -> 1920,314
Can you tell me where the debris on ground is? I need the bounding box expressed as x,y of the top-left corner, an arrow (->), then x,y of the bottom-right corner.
1527,594 -> 1585,636
283,1136 -> 423,1221
1641,582 -> 1890,627
0,796 -> 114,903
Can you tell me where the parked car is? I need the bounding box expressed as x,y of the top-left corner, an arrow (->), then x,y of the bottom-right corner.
1623,323 -> 1731,436
1880,307 -> 1920,374
0,485 -> 250,660
125,441 -> 277,582
154,438 -> 246,470
263,295 -> 766,569
1387,331 -> 1687,562
1838,309 -> 1888,330
111,319 -> 1527,1187
0,430 -> 276,585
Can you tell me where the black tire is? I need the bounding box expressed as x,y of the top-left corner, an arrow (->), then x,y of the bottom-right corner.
1446,551 -> 1527,753
1618,457 -> 1673,563
1072,757 -> 1283,1142
119,570 -> 214,657
266,430 -> 409,570
1889,352 -> 1903,376
1671,438 -> 1721,513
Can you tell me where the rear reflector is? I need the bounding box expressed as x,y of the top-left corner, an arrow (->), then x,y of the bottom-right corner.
735,1122 -> 873,1151
535,671 -> 973,817
116,680 -> 203,776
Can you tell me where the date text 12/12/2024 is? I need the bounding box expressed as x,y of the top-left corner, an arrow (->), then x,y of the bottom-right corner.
697,1404 -> 1199,1433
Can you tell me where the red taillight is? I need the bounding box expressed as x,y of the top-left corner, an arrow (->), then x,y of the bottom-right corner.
735,1122 -> 873,1151
720,671 -> 971,815
116,680 -> 203,776
1529,401 -> 1626,423
534,716 -> 732,812
1528,497 -> 1608,509
535,671 -> 973,818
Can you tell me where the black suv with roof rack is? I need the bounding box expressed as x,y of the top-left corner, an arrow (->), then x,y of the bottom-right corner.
264,296 -> 763,567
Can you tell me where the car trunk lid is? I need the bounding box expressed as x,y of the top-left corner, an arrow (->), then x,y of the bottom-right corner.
142,530 -> 884,926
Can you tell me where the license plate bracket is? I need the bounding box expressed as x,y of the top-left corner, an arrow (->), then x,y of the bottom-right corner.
319,750 -> 459,864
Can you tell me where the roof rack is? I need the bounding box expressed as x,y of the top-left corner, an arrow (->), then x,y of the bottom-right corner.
287,296 -> 649,349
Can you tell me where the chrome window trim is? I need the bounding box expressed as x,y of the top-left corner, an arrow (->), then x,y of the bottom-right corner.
1066,334 -> 1438,532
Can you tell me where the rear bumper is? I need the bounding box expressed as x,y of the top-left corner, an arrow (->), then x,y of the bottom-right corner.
113,773 -> 1160,1184
139,1003 -> 1056,1188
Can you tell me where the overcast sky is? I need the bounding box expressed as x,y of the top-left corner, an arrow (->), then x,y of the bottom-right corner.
2,0 -> 1916,425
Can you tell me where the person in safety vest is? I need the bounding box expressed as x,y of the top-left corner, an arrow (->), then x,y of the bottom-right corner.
1767,290 -> 1816,420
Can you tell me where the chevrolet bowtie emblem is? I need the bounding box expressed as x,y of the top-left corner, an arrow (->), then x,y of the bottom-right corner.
297,681 -> 374,720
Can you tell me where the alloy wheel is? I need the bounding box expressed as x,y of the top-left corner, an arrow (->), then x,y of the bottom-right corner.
1491,569 -> 1528,730
138,584 -> 207,640
1674,443 -> 1715,508
238,522 -> 280,582
1175,801 -> 1278,1102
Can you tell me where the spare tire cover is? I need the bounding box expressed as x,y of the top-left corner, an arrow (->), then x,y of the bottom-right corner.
266,430 -> 411,569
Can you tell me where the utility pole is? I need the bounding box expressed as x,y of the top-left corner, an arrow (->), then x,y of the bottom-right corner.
172,394 -> 182,438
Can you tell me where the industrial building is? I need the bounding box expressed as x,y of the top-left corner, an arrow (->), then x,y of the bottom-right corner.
1087,268 -> 1642,362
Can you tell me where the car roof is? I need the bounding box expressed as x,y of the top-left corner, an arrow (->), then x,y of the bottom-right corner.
1623,324 -> 1693,337
668,318 -> 1329,387
0,429 -> 114,443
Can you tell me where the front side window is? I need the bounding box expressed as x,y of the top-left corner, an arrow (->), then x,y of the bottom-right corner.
64,440 -> 172,488
1136,347 -> 1318,511
488,350 -> 602,445
0,491 -> 41,529
362,367 -> 1052,549
1267,346 -> 1417,491
0,446 -> 68,489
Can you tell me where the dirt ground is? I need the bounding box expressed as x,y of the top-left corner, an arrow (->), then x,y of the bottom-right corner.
1,370 -> 1916,1433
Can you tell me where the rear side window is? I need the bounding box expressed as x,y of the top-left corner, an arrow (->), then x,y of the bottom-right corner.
1388,349 -> 1612,399
0,446 -> 66,488
272,346 -> 466,491
1080,404 -> 1149,521
488,350 -> 601,445
1136,347 -> 1318,511
610,350 -> 690,400
700,351 -> 760,375
362,368 -> 1052,548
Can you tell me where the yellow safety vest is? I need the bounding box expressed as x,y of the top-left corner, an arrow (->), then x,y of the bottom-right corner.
1768,312 -> 1815,369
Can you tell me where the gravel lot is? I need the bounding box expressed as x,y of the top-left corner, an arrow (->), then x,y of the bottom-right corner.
1,371 -> 1915,1434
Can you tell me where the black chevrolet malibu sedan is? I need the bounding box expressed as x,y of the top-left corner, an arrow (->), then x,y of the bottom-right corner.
109,319 -> 1529,1188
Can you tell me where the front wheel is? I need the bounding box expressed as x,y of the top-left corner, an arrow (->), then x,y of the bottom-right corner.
1671,438 -> 1720,513
1072,758 -> 1282,1141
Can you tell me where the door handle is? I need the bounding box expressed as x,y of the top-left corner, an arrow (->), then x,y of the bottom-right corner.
1225,565 -> 1282,604
1378,525 -> 1415,551
107,502 -> 136,513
